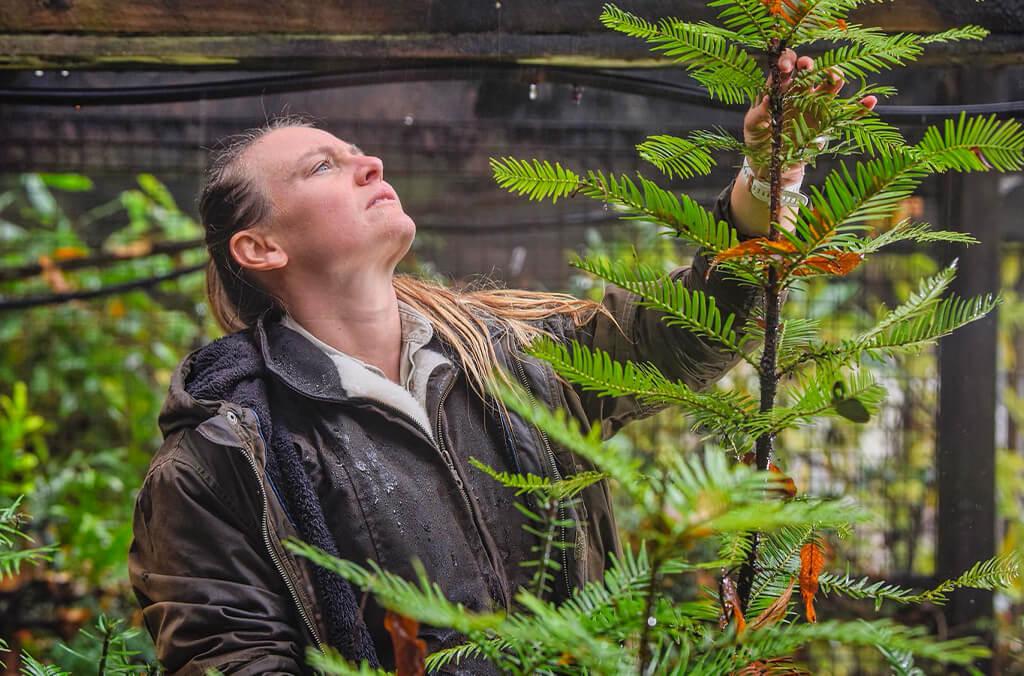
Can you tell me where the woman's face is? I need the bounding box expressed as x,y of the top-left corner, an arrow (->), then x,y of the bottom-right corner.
241,126 -> 416,281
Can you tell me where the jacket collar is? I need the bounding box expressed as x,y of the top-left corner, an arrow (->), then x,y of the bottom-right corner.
254,305 -> 493,403
255,307 -> 351,402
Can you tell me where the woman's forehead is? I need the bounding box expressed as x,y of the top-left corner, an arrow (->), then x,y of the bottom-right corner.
251,127 -> 358,179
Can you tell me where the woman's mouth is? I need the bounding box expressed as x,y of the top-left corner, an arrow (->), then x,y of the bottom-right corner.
368,196 -> 397,208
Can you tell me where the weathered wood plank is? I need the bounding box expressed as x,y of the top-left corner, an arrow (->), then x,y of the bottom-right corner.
0,1 -> 704,35
1,0 -> 1020,70
0,0 -> 976,35
5,29 -> 1024,71
936,64 -> 1000,655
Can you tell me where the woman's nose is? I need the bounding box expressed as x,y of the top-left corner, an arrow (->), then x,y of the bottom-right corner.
355,155 -> 384,185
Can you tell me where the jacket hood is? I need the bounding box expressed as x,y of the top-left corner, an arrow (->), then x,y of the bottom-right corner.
156,308 -> 380,439
158,346 -> 225,438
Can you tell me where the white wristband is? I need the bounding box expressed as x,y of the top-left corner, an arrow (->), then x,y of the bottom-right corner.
741,156 -> 809,208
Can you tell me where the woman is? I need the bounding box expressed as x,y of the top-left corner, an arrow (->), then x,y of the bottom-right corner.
128,52 -> 869,674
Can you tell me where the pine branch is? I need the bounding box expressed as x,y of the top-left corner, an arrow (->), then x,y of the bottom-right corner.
485,374 -> 648,500
636,134 -> 715,180
786,0 -> 863,45
524,335 -> 759,442
600,4 -> 765,105
659,451 -> 866,538
790,291 -> 1000,370
285,540 -> 505,635
490,158 -> 740,252
848,219 -> 978,255
468,456 -> 608,500
819,552 -> 1022,608
808,35 -> 924,79
713,618 -> 989,667
570,255 -> 758,369
706,0 -> 776,48
919,112 -> 1024,173
304,648 -> 391,676
757,367 -> 887,434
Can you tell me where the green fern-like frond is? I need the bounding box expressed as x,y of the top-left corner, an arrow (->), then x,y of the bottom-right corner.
486,373 -> 648,499
570,255 -> 756,368
706,0 -> 776,47
818,570 -> 919,609
0,496 -> 57,579
489,157 -> 580,203
18,651 -> 70,676
919,25 -> 990,44
469,456 -> 608,500
808,34 -> 924,79
862,262 -> 959,339
786,0 -> 863,45
490,158 -> 739,252
797,291 -> 1000,368
525,334 -> 758,441
285,540 -> 505,635
763,363 -> 887,431
792,148 -> 928,255
918,112 -> 1024,173
849,219 -> 978,255
879,647 -> 925,676
715,618 -> 988,667
820,552 -> 1021,610
918,551 -> 1022,605
600,4 -> 764,105
305,647 -> 392,676
636,134 -> 716,180
658,451 -> 866,537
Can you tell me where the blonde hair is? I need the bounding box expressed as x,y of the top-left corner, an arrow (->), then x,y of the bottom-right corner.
198,114 -> 618,414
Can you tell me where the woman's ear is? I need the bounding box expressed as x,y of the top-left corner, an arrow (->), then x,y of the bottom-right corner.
229,228 -> 288,272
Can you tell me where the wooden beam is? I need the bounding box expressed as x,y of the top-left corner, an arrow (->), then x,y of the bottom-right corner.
1,0 -> 1023,71
936,64 -> 1000,662
4,30 -> 1024,72
0,0 -> 975,36
0,1 -> 705,35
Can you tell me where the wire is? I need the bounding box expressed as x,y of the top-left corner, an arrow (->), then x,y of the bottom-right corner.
2,63 -> 1022,120
0,238 -> 204,282
0,262 -> 205,312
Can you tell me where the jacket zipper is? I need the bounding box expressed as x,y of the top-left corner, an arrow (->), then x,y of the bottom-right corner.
226,408 -> 326,652
511,357 -> 572,596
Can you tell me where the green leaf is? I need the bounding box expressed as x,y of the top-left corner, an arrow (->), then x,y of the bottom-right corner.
137,173 -> 178,210
38,173 -> 94,192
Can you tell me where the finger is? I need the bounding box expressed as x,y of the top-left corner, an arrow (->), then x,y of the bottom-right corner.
825,66 -> 845,94
810,66 -> 842,94
851,95 -> 876,118
778,48 -> 798,76
796,55 -> 815,73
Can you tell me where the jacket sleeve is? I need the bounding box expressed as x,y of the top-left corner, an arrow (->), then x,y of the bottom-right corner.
555,178 -> 763,440
129,429 -> 310,676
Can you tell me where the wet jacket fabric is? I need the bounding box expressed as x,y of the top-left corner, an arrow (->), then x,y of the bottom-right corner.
128,182 -> 762,675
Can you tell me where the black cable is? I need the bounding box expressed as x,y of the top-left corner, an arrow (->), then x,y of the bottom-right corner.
7,62 -> 1022,120
0,63 -> 727,110
0,261 -> 205,311
0,238 -> 204,282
